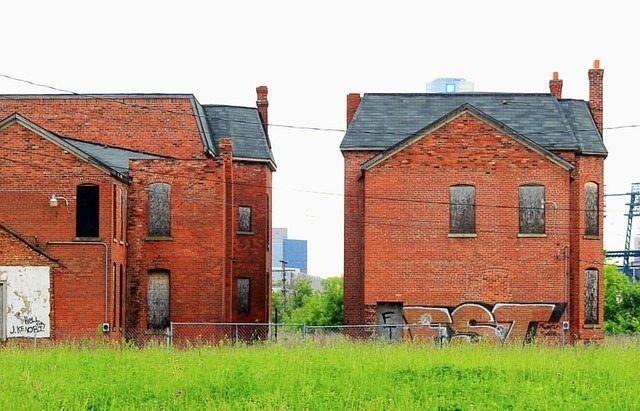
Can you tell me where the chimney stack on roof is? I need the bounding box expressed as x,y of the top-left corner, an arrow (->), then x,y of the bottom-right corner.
549,71 -> 563,99
346,93 -> 361,127
588,59 -> 604,136
256,85 -> 269,136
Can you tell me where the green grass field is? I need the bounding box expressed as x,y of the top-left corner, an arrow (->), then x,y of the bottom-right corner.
1,341 -> 639,410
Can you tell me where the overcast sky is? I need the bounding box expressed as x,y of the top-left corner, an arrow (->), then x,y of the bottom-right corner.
1,1 -> 638,276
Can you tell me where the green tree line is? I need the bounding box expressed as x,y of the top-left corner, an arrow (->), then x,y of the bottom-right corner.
272,276 -> 343,326
605,264 -> 640,334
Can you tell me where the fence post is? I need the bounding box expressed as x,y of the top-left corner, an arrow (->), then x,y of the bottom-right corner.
302,324 -> 307,343
166,324 -> 172,352
235,324 -> 239,344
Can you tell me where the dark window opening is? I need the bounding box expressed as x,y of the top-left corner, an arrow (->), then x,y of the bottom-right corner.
585,182 -> 599,236
76,185 -> 100,237
450,185 -> 476,234
239,206 -> 252,233
519,185 -> 545,234
147,270 -> 170,330
585,269 -> 599,325
148,183 -> 171,237
237,278 -> 250,315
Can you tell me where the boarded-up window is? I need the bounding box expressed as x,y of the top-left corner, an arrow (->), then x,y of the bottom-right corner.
76,185 -> 100,237
239,206 -> 252,233
519,185 -> 545,234
148,183 -> 171,237
0,282 -> 5,341
585,269 -> 598,325
147,270 -> 170,330
450,185 -> 476,234
237,278 -> 250,314
585,182 -> 599,236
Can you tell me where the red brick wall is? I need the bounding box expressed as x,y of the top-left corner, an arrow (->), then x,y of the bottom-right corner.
344,113 -> 596,343
0,97 -> 205,158
126,158 -> 228,330
232,162 -> 272,323
343,150 -> 380,325
569,155 -> 605,342
0,121 -> 126,339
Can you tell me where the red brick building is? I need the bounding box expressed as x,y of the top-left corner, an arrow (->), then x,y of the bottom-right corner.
0,88 -> 275,341
342,62 -> 606,343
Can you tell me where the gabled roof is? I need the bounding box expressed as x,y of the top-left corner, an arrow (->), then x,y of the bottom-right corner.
0,113 -> 142,182
0,93 -> 276,167
361,104 -> 575,171
341,93 -> 607,156
0,224 -> 58,262
202,104 -> 276,170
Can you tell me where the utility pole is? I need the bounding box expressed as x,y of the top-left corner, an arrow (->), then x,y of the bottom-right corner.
280,259 -> 288,314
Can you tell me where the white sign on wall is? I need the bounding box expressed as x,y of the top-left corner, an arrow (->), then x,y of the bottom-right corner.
0,266 -> 51,338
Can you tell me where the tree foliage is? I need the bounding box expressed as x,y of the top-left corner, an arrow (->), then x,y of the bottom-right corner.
604,264 -> 640,334
271,276 -> 344,326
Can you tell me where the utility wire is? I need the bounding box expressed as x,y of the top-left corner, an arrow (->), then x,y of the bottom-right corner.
0,141 -> 611,214
1,72 -> 639,135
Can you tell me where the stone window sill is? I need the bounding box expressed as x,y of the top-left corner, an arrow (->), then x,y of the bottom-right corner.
583,324 -> 600,329
448,233 -> 477,238
145,236 -> 173,242
237,231 -> 254,235
583,235 -> 600,240
74,237 -> 102,242
517,233 -> 547,238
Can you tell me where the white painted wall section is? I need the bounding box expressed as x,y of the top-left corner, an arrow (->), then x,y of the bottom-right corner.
0,266 -> 51,338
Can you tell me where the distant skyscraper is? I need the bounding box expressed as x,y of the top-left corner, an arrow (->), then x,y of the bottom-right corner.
283,239 -> 308,273
426,78 -> 475,93
272,227 -> 288,268
272,227 -> 308,274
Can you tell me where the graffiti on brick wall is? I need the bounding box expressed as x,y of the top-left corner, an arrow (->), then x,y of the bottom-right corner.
382,302 -> 564,344
9,315 -> 46,336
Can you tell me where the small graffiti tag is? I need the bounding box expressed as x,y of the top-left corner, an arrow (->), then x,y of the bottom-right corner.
9,316 -> 46,335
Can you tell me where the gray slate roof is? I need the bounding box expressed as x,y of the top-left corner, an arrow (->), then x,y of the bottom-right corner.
62,138 -> 163,176
202,105 -> 275,165
341,93 -> 607,155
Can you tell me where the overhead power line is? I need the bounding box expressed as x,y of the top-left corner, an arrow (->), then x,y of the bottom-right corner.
1,72 -> 639,136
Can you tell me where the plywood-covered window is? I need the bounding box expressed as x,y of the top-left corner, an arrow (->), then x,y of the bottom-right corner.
76,184 -> 100,238
147,270 -> 170,330
519,185 -> 545,234
237,278 -> 250,314
148,183 -> 171,237
585,182 -> 599,236
450,185 -> 476,234
239,206 -> 252,233
585,269 -> 599,325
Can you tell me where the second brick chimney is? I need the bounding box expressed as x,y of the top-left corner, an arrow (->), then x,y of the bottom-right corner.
346,93 -> 361,127
256,86 -> 269,136
549,71 -> 563,99
588,60 -> 604,136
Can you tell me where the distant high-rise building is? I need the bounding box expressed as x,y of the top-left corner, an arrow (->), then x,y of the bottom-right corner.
272,227 -> 288,268
283,239 -> 308,273
426,78 -> 474,93
272,228 -> 308,273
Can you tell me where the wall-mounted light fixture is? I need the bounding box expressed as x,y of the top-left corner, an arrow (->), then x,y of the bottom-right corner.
49,194 -> 69,207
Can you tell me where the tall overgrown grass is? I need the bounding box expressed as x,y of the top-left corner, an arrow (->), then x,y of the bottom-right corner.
1,340 -> 639,410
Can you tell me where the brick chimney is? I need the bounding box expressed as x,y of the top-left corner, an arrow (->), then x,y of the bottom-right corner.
256,85 -> 269,136
588,60 -> 604,136
346,93 -> 361,127
549,71 -> 563,99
